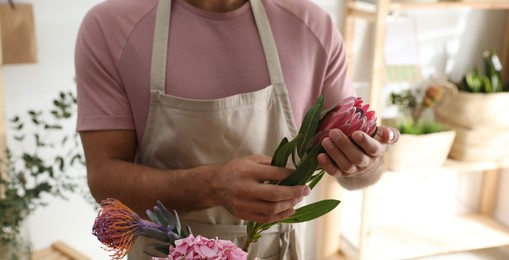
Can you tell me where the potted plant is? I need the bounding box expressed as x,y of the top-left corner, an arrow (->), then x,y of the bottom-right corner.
434,50 -> 509,162
0,91 -> 85,259
385,85 -> 456,171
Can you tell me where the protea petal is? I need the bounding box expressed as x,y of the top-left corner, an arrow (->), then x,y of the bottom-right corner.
365,110 -> 376,121
361,104 -> 370,113
311,96 -> 378,147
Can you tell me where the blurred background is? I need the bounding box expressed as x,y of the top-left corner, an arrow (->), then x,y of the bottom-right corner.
0,0 -> 508,259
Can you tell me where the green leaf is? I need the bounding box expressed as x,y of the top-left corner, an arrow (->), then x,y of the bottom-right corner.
271,135 -> 302,168
154,207 -> 169,227
296,96 -> 325,158
280,199 -> 340,224
270,137 -> 289,166
247,221 -> 255,236
308,170 -> 325,190
155,201 -> 176,229
140,227 -> 170,242
146,210 -> 161,225
279,145 -> 324,186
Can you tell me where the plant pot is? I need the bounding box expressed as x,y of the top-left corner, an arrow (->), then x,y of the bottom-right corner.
0,220 -> 31,260
0,240 -> 31,260
384,130 -> 456,171
434,82 -> 509,161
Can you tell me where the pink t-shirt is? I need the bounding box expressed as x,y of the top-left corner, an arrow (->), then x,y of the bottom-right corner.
75,0 -> 354,144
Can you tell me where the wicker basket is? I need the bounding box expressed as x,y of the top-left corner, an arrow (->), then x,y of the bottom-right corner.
434,82 -> 509,161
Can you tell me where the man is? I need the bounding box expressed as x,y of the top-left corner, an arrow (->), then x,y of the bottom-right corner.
75,0 -> 399,258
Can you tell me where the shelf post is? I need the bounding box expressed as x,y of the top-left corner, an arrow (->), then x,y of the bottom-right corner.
479,169 -> 501,216
368,0 -> 390,111
502,11 -> 509,83
343,0 -> 357,80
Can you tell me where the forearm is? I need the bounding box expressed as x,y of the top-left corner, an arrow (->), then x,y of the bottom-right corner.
87,158 -> 219,217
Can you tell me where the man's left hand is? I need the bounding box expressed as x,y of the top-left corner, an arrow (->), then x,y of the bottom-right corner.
317,126 -> 400,190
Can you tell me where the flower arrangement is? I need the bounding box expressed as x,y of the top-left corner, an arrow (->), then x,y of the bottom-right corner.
389,85 -> 447,135
92,96 -> 378,259
243,95 -> 377,250
93,198 -> 246,260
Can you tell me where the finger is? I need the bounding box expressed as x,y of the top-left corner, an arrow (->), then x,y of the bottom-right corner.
376,126 -> 400,144
255,183 -> 310,202
318,153 -> 342,177
321,137 -> 357,173
351,131 -> 384,158
251,165 -> 294,182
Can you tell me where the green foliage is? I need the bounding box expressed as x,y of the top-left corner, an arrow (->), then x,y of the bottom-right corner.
0,91 -> 86,251
396,120 -> 447,135
244,96 -> 340,251
389,86 -> 447,134
458,50 -> 509,93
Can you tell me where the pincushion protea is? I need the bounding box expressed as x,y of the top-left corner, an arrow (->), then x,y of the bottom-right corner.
92,199 -> 192,259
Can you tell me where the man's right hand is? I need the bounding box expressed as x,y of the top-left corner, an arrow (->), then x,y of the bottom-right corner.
210,155 -> 310,224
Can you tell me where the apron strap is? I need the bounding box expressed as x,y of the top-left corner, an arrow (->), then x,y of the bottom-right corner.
149,0 -> 286,93
250,0 -> 285,86
150,0 -> 171,94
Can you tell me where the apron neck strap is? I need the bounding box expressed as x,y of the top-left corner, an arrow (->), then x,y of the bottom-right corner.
150,0 -> 171,93
150,0 -> 285,93
250,0 -> 285,86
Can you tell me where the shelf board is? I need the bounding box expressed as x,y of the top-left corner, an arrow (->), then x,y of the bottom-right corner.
348,1 -> 509,19
341,214 -> 509,260
390,1 -> 509,10
443,158 -> 509,172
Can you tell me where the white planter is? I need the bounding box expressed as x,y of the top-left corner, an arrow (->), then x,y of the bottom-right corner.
384,130 -> 456,171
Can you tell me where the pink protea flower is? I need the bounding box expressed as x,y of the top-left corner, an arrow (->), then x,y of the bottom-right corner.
153,235 -> 247,260
313,96 -> 377,146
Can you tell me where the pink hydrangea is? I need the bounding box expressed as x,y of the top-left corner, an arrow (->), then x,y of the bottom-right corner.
153,235 -> 247,260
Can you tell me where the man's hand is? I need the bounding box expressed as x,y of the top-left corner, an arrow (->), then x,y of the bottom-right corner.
211,155 -> 310,224
317,126 -> 400,190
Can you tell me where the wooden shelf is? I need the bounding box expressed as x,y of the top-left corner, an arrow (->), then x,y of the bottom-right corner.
347,1 -> 509,22
350,1 -> 509,12
443,158 -> 509,172
340,214 -> 509,260
316,2 -> 509,260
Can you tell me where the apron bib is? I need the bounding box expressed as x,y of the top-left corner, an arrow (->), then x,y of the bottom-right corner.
129,0 -> 303,259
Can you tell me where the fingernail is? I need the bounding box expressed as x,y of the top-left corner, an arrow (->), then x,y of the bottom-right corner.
389,129 -> 395,141
323,139 -> 335,150
302,186 -> 311,196
329,129 -> 342,142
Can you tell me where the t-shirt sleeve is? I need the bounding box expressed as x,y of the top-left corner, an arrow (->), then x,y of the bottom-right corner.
75,7 -> 135,132
321,21 -> 356,108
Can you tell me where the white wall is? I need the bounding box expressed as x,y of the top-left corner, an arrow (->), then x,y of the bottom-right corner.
2,0 -> 108,258
1,0 -> 508,259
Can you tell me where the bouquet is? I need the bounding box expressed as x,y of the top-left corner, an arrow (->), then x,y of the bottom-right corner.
93,198 -> 246,260
92,96 -> 377,259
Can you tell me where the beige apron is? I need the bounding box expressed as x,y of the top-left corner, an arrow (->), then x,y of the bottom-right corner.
129,0 -> 303,259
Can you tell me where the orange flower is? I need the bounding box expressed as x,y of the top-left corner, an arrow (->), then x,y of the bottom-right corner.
92,198 -> 157,259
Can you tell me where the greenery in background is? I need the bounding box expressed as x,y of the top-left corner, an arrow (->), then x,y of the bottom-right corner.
396,120 -> 446,135
458,50 -> 509,93
389,85 -> 448,135
0,91 -> 89,257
